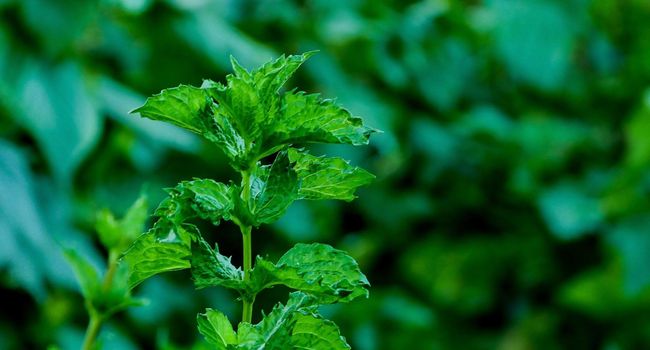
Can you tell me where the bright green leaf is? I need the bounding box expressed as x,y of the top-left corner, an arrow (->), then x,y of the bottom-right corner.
265,91 -> 376,149
291,312 -> 351,350
197,309 -> 237,350
203,75 -> 259,168
237,292 -> 315,349
191,235 -> 244,291
235,292 -> 349,349
63,249 -> 101,302
96,195 -> 149,250
134,53 -> 377,170
122,220 -> 195,289
249,243 -> 369,303
156,179 -> 232,226
96,209 -> 120,250
251,51 -> 316,102
288,148 -> 375,201
131,84 -> 209,134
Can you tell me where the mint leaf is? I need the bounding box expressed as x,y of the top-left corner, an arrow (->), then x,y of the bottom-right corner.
65,250 -> 145,316
131,85 -> 209,134
96,261 -> 147,316
191,235 -> 244,291
134,53 -> 377,170
250,52 -> 316,101
156,179 -> 232,226
96,195 -> 149,250
234,292 -> 349,349
203,69 -> 260,167
122,221 -> 195,288
264,90 -> 376,148
197,309 -> 238,350
249,150 -> 298,225
291,312 -> 351,350
64,249 -> 101,303
249,243 -> 369,303
289,148 -> 375,201
237,292 -> 315,349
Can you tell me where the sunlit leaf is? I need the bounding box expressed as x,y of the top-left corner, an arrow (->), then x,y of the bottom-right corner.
96,195 -> 149,251
266,90 -> 376,148
197,309 -> 237,350
249,243 -> 369,303
288,148 -> 375,201
131,85 -> 209,134
291,312 -> 351,350
122,221 -> 195,289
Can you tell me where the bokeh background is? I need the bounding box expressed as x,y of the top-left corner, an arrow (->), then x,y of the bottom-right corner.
2,0 -> 650,349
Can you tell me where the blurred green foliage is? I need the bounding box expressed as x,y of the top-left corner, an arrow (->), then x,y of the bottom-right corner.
2,0 -> 650,349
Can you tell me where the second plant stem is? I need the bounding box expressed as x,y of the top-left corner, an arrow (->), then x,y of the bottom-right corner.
81,251 -> 119,350
240,168 -> 254,324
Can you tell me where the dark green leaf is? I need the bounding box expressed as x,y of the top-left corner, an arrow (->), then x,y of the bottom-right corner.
122,221 -> 195,289
249,243 -> 369,303
288,148 -> 375,201
191,235 -> 244,291
197,309 -> 237,350
156,179 -> 232,226
249,151 -> 298,225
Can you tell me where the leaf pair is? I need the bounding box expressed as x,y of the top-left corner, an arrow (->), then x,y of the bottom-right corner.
96,195 -> 149,252
239,148 -> 375,226
65,250 -> 144,317
66,196 -> 150,316
198,292 -> 351,350
192,236 -> 370,305
133,53 -> 377,170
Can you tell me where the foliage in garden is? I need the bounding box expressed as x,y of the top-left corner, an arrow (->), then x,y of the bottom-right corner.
3,0 -> 650,349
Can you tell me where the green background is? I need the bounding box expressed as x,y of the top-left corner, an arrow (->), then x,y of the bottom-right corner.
2,0 -> 650,349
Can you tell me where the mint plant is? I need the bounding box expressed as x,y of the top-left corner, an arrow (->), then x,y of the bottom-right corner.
123,52 -> 377,349
65,196 -> 148,350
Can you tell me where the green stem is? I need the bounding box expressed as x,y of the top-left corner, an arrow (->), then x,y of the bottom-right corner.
81,314 -> 102,350
82,250 -> 119,349
241,226 -> 254,323
240,168 -> 255,323
102,251 -> 119,291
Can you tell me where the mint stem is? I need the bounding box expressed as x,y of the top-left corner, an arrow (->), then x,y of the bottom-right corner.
81,313 -> 102,350
240,168 -> 255,324
241,225 -> 253,323
81,249 -> 119,349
